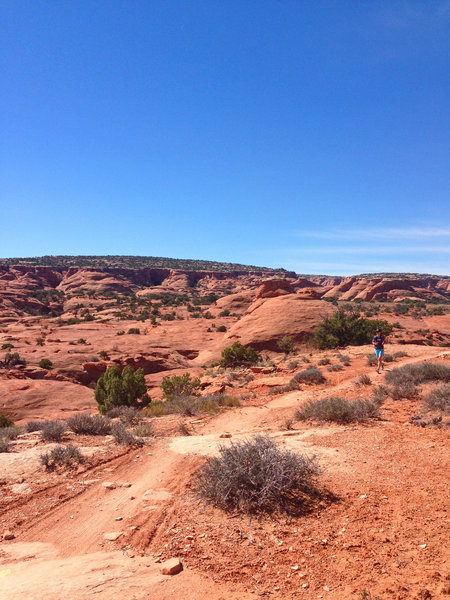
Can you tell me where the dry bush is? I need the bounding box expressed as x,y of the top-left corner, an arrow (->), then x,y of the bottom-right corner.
0,413 -> 14,428
40,444 -> 83,470
423,384 -> 450,413
389,381 -> 419,400
106,406 -> 144,425
337,354 -> 350,364
0,426 -> 21,440
111,423 -> 141,446
193,435 -> 320,514
132,422 -> 154,437
145,393 -> 240,417
295,396 -> 380,424
318,357 -> 331,365
26,421 -> 46,433
67,414 -> 112,436
292,366 -> 326,385
40,421 -> 66,442
371,385 -> 389,405
0,438 -> 10,453
385,362 -> 450,386
356,374 -> 372,386
326,363 -> 343,372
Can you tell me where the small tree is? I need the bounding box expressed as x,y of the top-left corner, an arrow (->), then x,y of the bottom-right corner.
161,373 -> 201,401
278,335 -> 294,354
39,358 -> 53,370
95,365 -> 148,414
313,309 -> 393,349
220,341 -> 260,367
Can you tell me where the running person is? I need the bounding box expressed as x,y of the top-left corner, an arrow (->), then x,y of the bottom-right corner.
372,329 -> 385,374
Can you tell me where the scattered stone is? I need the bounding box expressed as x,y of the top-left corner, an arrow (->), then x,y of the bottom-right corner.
102,482 -> 116,490
219,433 -> 232,438
291,565 -> 299,571
121,482 -> 132,488
360,494 -> 367,499
11,483 -> 32,495
104,531 -> 123,541
160,557 -> 182,575
3,530 -> 15,540
115,517 -> 123,521
419,543 -> 427,549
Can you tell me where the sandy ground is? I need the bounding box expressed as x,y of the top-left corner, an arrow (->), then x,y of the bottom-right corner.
0,343 -> 449,599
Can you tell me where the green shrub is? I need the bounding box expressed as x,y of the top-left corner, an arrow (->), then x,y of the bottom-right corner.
295,397 -> 380,424
278,335 -> 294,355
1,343 -> 13,350
161,373 -> 201,401
99,350 -> 109,359
216,325 -> 227,332
95,365 -> 148,414
3,352 -> 26,368
133,423 -> 154,437
77,338 -> 86,344
127,328 -> 140,335
193,435 -> 320,515
0,414 -> 14,428
313,309 -> 393,349
39,358 -> 53,370
36,338 -> 44,346
220,341 -> 260,368
218,309 -> 230,317
67,414 -> 112,435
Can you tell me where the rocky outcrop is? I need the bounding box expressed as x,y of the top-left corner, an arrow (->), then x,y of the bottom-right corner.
225,297 -> 334,351
254,279 -> 294,299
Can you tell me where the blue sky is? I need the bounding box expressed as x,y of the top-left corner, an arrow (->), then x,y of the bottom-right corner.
1,1 -> 449,275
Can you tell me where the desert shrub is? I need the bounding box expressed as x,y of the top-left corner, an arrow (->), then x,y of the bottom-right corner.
356,374 -> 372,386
278,335 -> 294,355
145,393 -> 240,417
111,423 -> 140,446
36,338 -> 44,346
393,351 -> 408,359
106,405 -> 144,425
220,341 -> 260,368
39,358 -> 53,370
178,422 -> 191,436
26,420 -> 46,432
385,363 -> 450,386
292,366 -> 326,385
371,385 -> 389,405
367,354 -> 378,366
288,360 -> 299,370
40,421 -> 66,442
218,309 -> 230,317
0,414 -> 14,428
99,350 -> 109,359
95,365 -> 148,414
116,330 -> 125,336
301,356 -> 311,363
0,438 -> 10,453
77,338 -> 87,344
40,444 -> 83,470
389,381 -> 419,400
133,423 -> 154,437
383,354 -> 395,363
318,357 -> 331,365
327,363 -> 343,372
423,385 -> 450,413
1,343 -> 14,350
67,414 -> 112,435
268,381 -> 298,395
296,396 -> 380,424
313,309 -> 393,349
0,426 -> 21,440
67,317 -> 81,325
127,328 -> 140,335
216,325 -> 227,332
161,373 -> 201,401
3,352 -> 26,368
193,435 -> 320,514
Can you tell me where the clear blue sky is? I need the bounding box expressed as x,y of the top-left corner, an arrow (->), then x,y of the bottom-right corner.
1,1 -> 449,275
